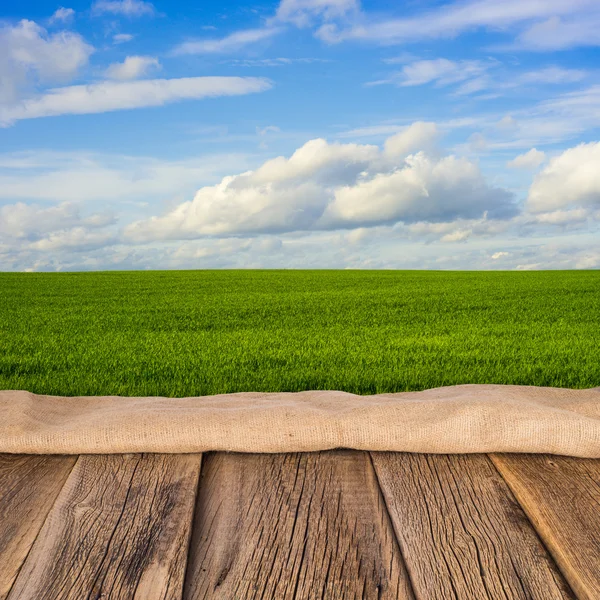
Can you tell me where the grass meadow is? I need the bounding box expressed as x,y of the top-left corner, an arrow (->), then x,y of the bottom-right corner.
1,270 -> 599,397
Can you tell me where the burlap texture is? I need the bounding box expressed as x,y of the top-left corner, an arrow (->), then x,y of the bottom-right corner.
1,385 -> 599,456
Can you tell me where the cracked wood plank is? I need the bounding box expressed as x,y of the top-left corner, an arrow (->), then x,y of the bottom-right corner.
491,453 -> 600,600
0,454 -> 77,600
183,450 -> 414,600
7,453 -> 202,600
371,452 -> 574,600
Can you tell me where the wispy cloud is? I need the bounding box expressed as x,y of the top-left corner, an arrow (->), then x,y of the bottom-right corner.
172,27 -> 283,55
0,77 -> 273,125
225,57 -> 330,67
514,66 -> 587,84
274,0 -> 359,27
48,7 -> 75,25
92,0 -> 155,17
316,0 -> 599,50
373,58 -> 490,88
113,33 -> 134,44
502,12 -> 600,51
368,57 -> 588,103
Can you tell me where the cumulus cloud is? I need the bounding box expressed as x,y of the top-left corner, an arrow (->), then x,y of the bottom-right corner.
105,55 -> 160,80
0,76 -> 272,125
172,27 -> 283,55
124,126 -> 516,242
0,19 -> 93,104
49,8 -> 75,24
507,148 -> 546,169
384,122 -> 439,157
527,142 -> 600,213
92,0 -> 155,17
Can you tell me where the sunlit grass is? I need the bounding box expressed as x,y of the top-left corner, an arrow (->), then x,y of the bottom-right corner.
1,270 -> 599,396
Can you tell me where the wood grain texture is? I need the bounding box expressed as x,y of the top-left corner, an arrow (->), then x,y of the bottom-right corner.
371,452 -> 574,600
491,453 -> 600,600
184,450 -> 414,600
7,453 -> 202,600
0,454 -> 77,600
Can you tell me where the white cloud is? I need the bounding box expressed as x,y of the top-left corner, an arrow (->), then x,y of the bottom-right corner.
0,19 -> 93,104
28,228 -> 118,251
0,76 -> 272,124
491,251 -> 509,259
440,229 -> 471,243
384,121 -> 439,157
507,148 -> 546,169
92,0 -> 155,17
531,208 -> 593,226
0,149 -> 254,204
105,55 -> 160,80
0,201 -> 115,240
398,59 -> 487,87
123,128 -> 515,242
516,66 -> 587,84
49,7 -> 75,24
511,12 -> 600,51
449,86 -> 600,150
113,33 -> 134,44
275,0 -> 359,27
172,27 -> 282,55
315,0 -> 598,48
337,124 -> 406,139
527,142 -> 600,213
257,125 -> 280,136
225,57 -> 329,67
372,60 -> 586,99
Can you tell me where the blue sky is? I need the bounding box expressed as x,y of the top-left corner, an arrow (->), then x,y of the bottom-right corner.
1,0 -> 599,271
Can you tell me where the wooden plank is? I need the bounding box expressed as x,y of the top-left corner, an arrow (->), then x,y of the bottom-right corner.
0,454 -> 77,600
7,453 -> 202,600
371,452 -> 574,600
491,453 -> 600,600
184,450 -> 414,600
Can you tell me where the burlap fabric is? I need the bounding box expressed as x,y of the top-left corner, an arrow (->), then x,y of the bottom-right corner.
1,385 -> 599,456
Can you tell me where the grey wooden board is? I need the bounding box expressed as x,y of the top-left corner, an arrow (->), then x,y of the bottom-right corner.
7,453 -> 202,600
184,450 -> 415,600
0,455 -> 77,600
491,453 -> 600,600
371,452 -> 574,600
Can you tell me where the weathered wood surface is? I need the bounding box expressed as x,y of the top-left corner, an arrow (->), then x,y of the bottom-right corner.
0,455 -> 77,600
7,453 -> 202,600
491,453 -> 600,600
184,450 -> 414,600
371,452 -> 574,600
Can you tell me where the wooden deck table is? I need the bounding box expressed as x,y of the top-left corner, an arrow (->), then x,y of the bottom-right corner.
1,451 -> 599,599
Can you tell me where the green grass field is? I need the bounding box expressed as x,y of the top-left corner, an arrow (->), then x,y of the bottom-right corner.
1,270 -> 599,396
